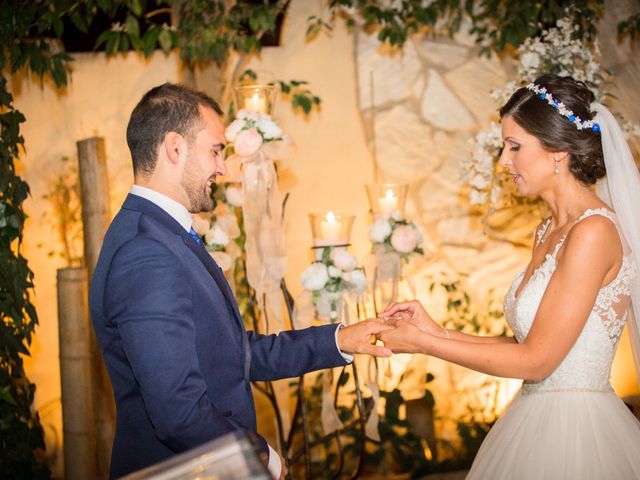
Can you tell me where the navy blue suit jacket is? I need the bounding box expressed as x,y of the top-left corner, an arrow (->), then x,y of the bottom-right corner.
89,194 -> 348,478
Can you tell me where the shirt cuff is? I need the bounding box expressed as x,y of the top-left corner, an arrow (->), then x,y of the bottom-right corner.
335,324 -> 354,363
267,444 -> 282,479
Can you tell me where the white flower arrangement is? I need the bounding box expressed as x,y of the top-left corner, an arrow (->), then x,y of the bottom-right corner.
225,109 -> 283,157
368,217 -> 424,260
490,17 -> 603,106
465,13 -> 640,210
300,246 -> 367,321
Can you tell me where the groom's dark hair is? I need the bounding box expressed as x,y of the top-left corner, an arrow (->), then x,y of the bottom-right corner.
126,83 -> 223,176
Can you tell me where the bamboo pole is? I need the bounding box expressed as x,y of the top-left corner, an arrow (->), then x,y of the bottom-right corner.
77,136 -> 114,479
58,267 -> 98,480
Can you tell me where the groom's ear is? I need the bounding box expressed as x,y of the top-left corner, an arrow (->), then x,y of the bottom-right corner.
163,131 -> 187,165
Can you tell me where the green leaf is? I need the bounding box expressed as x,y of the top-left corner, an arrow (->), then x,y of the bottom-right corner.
125,14 -> 140,39
120,34 -> 130,51
52,16 -> 64,37
105,32 -> 118,54
239,69 -> 257,82
70,11 -> 89,34
131,0 -> 143,17
0,386 -> 17,406
158,29 -> 172,52
338,370 -> 350,387
423,390 -> 435,408
142,27 -> 161,56
94,30 -> 111,50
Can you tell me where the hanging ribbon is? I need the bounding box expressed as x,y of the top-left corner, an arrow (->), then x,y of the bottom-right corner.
321,369 -> 344,435
225,138 -> 294,333
372,246 -> 402,314
364,356 -> 381,441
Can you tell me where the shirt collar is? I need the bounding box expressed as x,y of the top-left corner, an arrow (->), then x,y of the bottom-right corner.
130,185 -> 192,232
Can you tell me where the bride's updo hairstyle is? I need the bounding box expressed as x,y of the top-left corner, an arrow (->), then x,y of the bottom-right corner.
499,74 -> 605,185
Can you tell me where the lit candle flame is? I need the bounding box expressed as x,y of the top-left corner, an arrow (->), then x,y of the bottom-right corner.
326,211 -> 336,222
385,188 -> 395,200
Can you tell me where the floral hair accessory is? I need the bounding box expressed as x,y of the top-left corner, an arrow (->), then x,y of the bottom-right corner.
526,83 -> 601,133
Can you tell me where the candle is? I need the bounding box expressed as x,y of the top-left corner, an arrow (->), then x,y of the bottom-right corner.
320,211 -> 341,243
378,188 -> 398,213
244,92 -> 266,113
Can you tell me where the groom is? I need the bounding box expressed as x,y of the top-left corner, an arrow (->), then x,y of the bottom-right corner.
89,83 -> 392,479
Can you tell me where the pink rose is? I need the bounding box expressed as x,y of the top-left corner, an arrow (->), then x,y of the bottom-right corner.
390,225 -> 418,253
234,128 -> 263,156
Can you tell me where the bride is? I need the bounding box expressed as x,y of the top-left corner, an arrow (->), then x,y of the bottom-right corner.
377,74 -> 640,479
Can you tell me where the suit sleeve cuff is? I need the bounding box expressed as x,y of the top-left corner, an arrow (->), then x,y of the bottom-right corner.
335,324 -> 354,364
267,444 -> 282,479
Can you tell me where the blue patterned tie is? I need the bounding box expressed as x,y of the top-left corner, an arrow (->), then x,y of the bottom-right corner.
189,227 -> 204,247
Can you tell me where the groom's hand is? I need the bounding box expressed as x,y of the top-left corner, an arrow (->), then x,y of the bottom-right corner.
337,319 -> 393,357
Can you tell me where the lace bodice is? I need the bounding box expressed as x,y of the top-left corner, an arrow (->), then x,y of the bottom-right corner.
504,209 -> 638,393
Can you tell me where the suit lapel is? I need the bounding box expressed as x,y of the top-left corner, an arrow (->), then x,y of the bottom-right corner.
181,234 -> 244,325
122,194 -> 244,327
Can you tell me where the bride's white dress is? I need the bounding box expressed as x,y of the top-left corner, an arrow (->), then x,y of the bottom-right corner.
467,209 -> 640,479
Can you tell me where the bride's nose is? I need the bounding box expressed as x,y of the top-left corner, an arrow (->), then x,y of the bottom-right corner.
498,147 -> 511,168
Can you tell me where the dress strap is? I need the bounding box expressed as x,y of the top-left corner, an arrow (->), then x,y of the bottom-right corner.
535,217 -> 552,247
575,207 -> 617,224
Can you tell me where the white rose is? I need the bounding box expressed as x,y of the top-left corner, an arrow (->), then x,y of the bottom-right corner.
390,225 -> 418,253
328,266 -> 342,278
225,119 -> 246,143
191,215 -> 210,237
301,263 -> 329,291
234,128 -> 263,157
205,223 -> 229,247
345,269 -> 367,294
256,117 -> 282,140
330,249 -> 357,272
225,185 -> 244,207
236,109 -> 249,120
210,251 -> 233,271
368,219 -> 392,243
216,213 -> 241,240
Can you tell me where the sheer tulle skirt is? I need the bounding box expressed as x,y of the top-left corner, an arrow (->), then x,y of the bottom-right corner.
467,389 -> 640,480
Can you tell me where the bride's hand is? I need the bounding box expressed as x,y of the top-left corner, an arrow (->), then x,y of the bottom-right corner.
376,320 -> 430,354
380,300 -> 445,337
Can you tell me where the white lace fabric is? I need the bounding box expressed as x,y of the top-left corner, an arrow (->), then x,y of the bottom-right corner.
504,208 -> 638,394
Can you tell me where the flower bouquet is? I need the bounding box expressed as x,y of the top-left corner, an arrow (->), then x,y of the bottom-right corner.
367,216 -> 424,310
300,246 -> 367,322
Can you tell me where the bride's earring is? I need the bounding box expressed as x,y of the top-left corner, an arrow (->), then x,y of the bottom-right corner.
554,158 -> 560,175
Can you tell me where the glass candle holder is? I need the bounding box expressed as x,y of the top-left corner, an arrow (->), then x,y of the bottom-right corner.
309,212 -> 355,247
365,184 -> 408,219
234,84 -> 278,115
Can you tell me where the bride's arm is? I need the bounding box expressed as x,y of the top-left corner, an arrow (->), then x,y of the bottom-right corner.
380,300 -> 514,344
379,217 -> 620,381
380,218 -> 553,346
